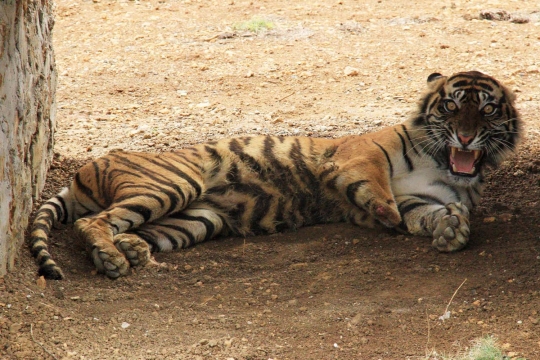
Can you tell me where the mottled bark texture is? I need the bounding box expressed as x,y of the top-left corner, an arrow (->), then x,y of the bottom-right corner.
0,0 -> 56,276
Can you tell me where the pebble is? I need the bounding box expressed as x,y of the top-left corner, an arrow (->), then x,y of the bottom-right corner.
224,338 -> 234,347
207,339 -> 218,347
36,276 -> 47,290
289,263 -> 308,270
350,313 -> 363,325
10,323 -> 22,333
344,66 -> 359,76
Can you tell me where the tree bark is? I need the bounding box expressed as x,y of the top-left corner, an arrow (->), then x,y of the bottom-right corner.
0,0 -> 56,276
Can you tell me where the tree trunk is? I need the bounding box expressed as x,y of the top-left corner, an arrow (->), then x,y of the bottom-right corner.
0,0 -> 56,276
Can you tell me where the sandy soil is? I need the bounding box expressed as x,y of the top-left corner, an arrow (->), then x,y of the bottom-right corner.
1,0 -> 540,359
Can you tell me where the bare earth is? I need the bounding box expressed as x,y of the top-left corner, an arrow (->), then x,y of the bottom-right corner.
1,0 -> 540,359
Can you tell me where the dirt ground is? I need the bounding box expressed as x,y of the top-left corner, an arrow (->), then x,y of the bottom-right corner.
1,0 -> 540,359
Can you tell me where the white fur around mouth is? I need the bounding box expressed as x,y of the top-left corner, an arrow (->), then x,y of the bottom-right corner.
449,147 -> 482,175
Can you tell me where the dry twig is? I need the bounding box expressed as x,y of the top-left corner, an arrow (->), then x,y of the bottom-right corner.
445,278 -> 467,315
30,323 -> 58,360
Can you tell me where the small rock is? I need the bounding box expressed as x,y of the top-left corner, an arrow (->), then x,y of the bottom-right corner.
196,101 -> 210,108
510,15 -> 529,24
344,66 -> 359,76
499,213 -> 512,222
218,32 -> 235,39
224,338 -> 234,347
289,263 -> 308,270
208,339 -> 218,347
36,276 -> 47,290
10,323 -> 22,333
350,313 -> 363,325
526,65 -> 539,74
479,9 -> 510,21
121,322 -> 130,329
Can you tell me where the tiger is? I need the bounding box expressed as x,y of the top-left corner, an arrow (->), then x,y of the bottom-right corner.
29,71 -> 521,280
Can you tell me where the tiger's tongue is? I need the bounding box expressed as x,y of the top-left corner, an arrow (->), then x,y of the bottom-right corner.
452,150 -> 476,173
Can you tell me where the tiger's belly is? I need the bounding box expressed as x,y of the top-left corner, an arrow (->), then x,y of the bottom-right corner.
196,187 -> 349,236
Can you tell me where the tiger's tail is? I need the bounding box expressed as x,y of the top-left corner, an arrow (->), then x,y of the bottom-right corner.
29,187 -> 75,280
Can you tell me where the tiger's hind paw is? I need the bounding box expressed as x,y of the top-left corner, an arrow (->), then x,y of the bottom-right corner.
114,233 -> 153,267
432,202 -> 470,252
90,246 -> 130,279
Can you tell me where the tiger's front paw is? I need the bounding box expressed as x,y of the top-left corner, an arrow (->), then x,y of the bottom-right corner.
114,233 -> 153,267
370,199 -> 402,228
432,202 -> 470,252
90,245 -> 130,279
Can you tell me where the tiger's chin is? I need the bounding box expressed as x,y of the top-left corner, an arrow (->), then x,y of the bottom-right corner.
448,146 -> 484,178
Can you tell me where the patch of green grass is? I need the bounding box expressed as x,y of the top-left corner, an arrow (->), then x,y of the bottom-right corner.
424,336 -> 527,360
465,336 -> 504,360
232,18 -> 274,33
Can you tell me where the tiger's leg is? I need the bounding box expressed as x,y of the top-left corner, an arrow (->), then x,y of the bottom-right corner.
396,196 -> 470,252
328,160 -> 401,228
75,187 -> 202,278
121,208 -> 225,254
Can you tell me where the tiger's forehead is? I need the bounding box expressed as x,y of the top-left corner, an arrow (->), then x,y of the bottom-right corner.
443,74 -> 503,97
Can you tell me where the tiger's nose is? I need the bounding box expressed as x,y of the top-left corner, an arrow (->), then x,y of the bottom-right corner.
458,133 -> 475,145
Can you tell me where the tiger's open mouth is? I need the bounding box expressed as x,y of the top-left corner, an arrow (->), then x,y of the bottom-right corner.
448,147 -> 483,176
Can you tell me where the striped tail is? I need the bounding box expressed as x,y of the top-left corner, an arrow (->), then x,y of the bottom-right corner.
29,187 -> 73,280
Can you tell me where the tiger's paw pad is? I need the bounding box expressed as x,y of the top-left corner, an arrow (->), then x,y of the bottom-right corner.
370,200 -> 401,228
91,247 -> 130,279
113,233 -> 152,267
432,203 -> 470,252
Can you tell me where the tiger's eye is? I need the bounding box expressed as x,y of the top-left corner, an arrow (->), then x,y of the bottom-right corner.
444,100 -> 457,112
483,104 -> 495,115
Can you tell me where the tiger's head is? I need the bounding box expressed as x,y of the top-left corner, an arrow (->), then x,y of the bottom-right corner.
416,71 -> 521,178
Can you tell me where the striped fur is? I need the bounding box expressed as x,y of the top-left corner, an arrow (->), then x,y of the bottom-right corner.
29,71 -> 521,279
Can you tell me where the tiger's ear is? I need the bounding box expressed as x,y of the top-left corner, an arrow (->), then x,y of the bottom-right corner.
427,72 -> 444,83
426,72 -> 446,89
